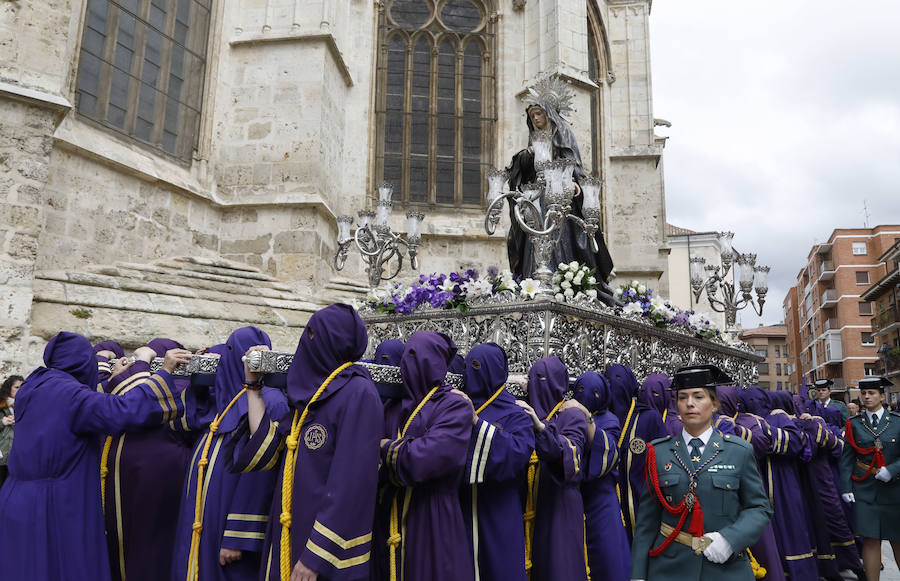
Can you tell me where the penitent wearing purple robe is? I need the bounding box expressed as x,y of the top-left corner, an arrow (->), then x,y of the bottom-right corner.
101,343 -> 192,581
727,387 -> 785,581
574,371 -> 629,581
231,304 -> 383,580
381,331 -> 474,581
764,390 -> 818,580
795,409 -> 862,576
370,339 -> 407,581
527,357 -> 590,581
171,327 -> 288,581
0,332 -> 183,581
605,364 -> 667,541
459,343 -> 534,581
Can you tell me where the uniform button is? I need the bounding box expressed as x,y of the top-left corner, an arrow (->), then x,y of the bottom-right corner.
726,484 -> 731,489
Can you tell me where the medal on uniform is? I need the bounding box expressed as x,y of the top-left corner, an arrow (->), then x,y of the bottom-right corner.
875,438 -> 883,451
630,437 -> 647,455
684,480 -> 697,510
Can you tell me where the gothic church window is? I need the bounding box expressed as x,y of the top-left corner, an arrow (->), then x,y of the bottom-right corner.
376,0 -> 495,207
75,0 -> 211,162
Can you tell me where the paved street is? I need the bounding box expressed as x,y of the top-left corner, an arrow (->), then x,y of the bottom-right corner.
839,542 -> 900,580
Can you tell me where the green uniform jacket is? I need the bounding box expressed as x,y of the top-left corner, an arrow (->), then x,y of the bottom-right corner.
631,430 -> 773,581
840,411 -> 900,504
0,405 -> 13,466
826,399 -> 850,422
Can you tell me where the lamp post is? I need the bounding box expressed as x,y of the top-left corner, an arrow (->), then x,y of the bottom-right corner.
689,231 -> 769,331
482,130 -> 604,295
333,183 -> 425,289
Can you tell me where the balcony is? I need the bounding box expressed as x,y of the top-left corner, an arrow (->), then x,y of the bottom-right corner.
817,242 -> 833,255
823,317 -> 839,331
824,336 -> 843,364
875,351 -> 900,378
817,260 -> 836,281
821,289 -> 839,309
872,304 -> 900,336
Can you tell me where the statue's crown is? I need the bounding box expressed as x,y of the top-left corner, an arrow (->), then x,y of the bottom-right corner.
523,74 -> 575,118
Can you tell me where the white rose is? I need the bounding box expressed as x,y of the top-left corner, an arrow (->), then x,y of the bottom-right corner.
561,280 -> 572,289
588,276 -> 596,285
637,283 -> 647,293
569,261 -> 580,269
564,288 -> 575,298
559,262 -> 568,271
587,289 -> 598,300
565,271 -> 574,281
573,273 -> 584,285
555,293 -> 564,301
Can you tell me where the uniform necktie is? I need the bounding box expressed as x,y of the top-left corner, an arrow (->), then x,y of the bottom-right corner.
690,438 -> 703,463
872,413 -> 879,426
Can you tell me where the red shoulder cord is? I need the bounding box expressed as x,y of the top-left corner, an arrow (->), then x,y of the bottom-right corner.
845,418 -> 886,481
644,444 -> 705,556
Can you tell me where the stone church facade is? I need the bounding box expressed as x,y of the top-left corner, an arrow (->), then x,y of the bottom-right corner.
0,0 -> 668,373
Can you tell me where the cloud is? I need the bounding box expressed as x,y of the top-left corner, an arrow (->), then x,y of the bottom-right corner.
649,0 -> 900,328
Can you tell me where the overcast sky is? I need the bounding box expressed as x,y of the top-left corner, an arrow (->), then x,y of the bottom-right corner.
648,1 -> 900,329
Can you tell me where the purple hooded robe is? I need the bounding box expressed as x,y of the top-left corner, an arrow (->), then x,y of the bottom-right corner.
102,351 -> 192,581
232,303 -> 383,580
605,364 -> 667,541
380,331 -> 474,581
459,343 -> 534,581
528,357 -> 590,581
764,389 -> 818,580
575,371 -> 629,581
94,340 -> 125,386
171,327 -> 288,581
0,332 -> 182,581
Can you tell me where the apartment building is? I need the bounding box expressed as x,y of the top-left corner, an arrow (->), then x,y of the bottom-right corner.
783,287 -> 802,391
739,325 -> 790,391
861,239 -> 900,402
783,225 -> 900,396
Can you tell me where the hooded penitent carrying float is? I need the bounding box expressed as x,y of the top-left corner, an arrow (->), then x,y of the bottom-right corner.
0,332 -> 182,581
631,365 -> 772,581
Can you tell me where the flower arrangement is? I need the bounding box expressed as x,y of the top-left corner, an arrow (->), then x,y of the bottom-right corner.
552,261 -> 599,302
615,281 -> 720,340
365,267 -> 540,314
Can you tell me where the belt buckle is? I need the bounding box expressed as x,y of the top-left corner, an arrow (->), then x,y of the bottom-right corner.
692,535 -> 712,555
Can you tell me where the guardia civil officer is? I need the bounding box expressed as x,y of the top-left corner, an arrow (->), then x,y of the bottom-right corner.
840,376 -> 900,581
815,378 -> 850,422
630,365 -> 772,581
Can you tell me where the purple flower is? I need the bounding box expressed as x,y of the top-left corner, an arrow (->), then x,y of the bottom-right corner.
487,265 -> 499,279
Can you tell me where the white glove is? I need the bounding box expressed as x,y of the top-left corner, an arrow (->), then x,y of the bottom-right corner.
841,493 -> 856,503
702,531 -> 733,564
876,466 -> 892,482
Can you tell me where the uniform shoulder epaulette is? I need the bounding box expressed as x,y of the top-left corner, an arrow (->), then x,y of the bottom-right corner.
890,410 -> 900,418
849,413 -> 864,421
721,433 -> 752,449
650,435 -> 671,446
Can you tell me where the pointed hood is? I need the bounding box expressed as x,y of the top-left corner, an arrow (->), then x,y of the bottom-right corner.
374,340 -> 405,367
605,364 -> 642,424
400,331 -> 458,403
214,326 -> 271,432
286,303 -> 369,407
462,343 -> 509,408
768,390 -> 795,414
716,386 -> 741,417
146,337 -> 185,357
638,373 -> 671,417
93,340 -> 125,359
45,332 -> 98,390
573,371 -> 612,414
739,386 -> 772,416
527,356 -> 568,419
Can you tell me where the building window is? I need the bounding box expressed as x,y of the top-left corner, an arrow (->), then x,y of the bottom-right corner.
784,344 -> 790,357
375,0 -> 495,206
75,0 -> 211,161
754,347 -> 768,358
758,363 -> 769,375
759,381 -> 771,389
862,332 -> 875,345
775,363 -> 782,376
852,241 -> 868,255
774,345 -> 781,358
856,271 -> 870,285
865,363 -> 878,376
859,301 -> 874,316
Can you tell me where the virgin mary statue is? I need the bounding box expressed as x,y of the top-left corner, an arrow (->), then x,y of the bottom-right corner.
505,76 -> 614,285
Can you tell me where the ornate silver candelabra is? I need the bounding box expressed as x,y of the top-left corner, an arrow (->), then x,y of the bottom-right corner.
333,183 -> 425,289
689,231 -> 770,330
482,131 -> 604,295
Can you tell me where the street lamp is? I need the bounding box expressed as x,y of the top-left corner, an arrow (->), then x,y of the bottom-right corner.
689,232 -> 769,331
333,183 -> 425,289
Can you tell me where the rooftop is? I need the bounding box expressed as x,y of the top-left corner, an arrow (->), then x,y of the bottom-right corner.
739,324 -> 787,339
